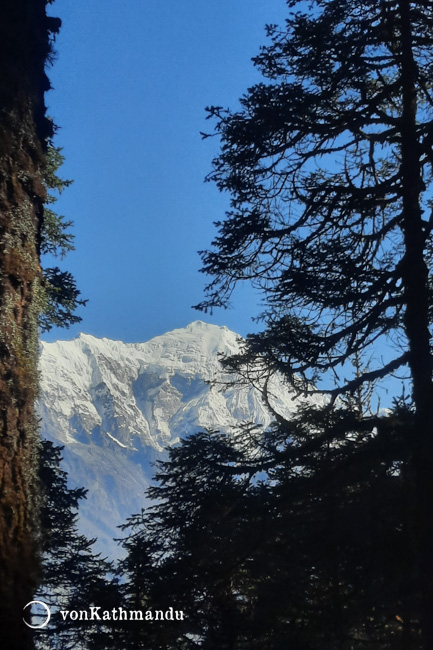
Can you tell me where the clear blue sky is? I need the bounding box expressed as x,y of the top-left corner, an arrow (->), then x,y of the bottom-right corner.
43,0 -> 289,343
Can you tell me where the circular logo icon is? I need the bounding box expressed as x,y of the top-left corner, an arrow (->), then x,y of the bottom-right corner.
23,601 -> 51,629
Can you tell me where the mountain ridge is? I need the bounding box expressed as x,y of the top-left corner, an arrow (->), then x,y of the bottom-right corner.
38,321 -> 302,557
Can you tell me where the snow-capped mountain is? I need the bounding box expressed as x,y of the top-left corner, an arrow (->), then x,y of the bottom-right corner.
38,321 -> 301,558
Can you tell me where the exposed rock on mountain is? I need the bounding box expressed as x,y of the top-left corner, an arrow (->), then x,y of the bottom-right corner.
38,321 -> 301,557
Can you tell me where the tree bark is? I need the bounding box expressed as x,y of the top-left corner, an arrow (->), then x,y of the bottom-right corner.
0,1 -> 53,646
399,0 -> 433,646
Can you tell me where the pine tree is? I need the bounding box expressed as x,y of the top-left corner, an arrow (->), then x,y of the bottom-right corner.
195,1 -> 433,645
118,430 -> 256,649
125,408 -> 418,646
39,144 -> 86,333
34,441 -> 120,650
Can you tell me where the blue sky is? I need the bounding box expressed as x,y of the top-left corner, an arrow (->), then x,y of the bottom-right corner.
43,0 -> 289,343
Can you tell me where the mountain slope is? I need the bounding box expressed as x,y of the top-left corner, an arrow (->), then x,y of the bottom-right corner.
38,321 -> 302,557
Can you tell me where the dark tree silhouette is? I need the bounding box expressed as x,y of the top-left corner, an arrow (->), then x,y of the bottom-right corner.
194,1 -> 433,645
34,441 -> 120,650
120,401 -> 417,649
39,144 -> 87,332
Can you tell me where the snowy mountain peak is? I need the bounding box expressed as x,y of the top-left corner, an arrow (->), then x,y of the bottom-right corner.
38,322 -> 300,557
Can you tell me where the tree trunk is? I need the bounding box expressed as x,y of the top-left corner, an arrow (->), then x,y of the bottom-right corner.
0,1 -> 53,646
399,1 -> 433,646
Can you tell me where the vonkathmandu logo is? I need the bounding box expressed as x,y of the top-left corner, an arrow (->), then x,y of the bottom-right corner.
23,602 -> 185,629
60,607 -> 185,622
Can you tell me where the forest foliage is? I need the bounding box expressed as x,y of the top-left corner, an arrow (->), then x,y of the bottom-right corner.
34,1 -> 433,649
114,1 -> 433,647
39,144 -> 87,332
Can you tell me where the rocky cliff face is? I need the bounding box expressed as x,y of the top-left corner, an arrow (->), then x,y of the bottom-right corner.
38,321 -> 302,557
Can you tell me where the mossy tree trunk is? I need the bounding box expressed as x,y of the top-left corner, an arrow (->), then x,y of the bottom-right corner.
0,1 -> 55,646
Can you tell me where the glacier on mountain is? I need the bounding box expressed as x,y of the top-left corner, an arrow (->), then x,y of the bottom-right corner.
38,321 -> 303,558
